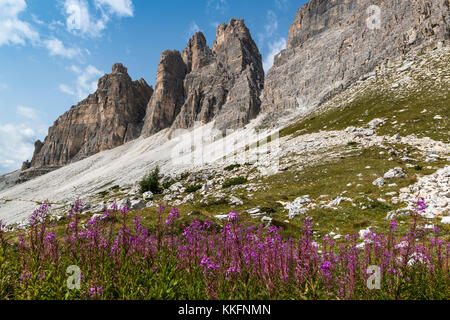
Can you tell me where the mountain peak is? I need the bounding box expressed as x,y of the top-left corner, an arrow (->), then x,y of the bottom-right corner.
112,63 -> 128,74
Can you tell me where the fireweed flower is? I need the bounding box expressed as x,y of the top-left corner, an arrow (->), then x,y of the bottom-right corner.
413,198 -> 427,213
5,197 -> 450,300
227,211 -> 240,222
165,208 -> 180,225
110,202 -> 118,211
88,286 -> 104,298
44,232 -> 56,242
390,220 -> 398,231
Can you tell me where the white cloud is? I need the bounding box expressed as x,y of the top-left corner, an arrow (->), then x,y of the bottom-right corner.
49,20 -> 65,31
31,14 -> 44,25
265,11 -> 278,36
210,21 -> 220,29
44,38 -> 80,59
60,65 -> 103,100
64,0 -> 108,37
275,0 -> 290,11
183,21 -> 201,41
58,84 -> 75,95
258,10 -> 278,47
0,0 -> 39,46
94,0 -> 134,17
207,0 -> 228,13
263,37 -> 286,72
63,0 -> 134,37
16,105 -> 38,120
0,121 -> 47,173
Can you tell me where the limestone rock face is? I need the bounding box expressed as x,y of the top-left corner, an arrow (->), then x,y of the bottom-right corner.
142,19 -> 264,135
261,0 -> 449,118
141,51 -> 187,136
30,63 -> 153,168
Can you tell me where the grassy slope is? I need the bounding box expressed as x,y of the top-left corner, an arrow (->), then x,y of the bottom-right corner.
281,51 -> 450,143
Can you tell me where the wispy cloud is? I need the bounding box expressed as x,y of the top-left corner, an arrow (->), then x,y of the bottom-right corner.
207,0 -> 228,13
94,0 -> 134,17
63,0 -> 134,38
64,0 -> 108,37
44,38 -> 81,59
59,64 -> 103,100
0,0 -> 39,47
275,0 -> 290,11
185,21 -> 201,40
58,84 -> 75,96
263,37 -> 286,72
210,21 -> 220,29
0,123 -> 37,172
16,105 -> 39,120
0,106 -> 48,173
258,10 -> 278,47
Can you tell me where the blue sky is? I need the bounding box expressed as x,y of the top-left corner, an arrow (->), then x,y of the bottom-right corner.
0,0 -> 306,174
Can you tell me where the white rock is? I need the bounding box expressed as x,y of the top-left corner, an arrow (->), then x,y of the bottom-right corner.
329,196 -> 352,207
169,182 -> 183,193
214,215 -> 228,221
246,208 -> 261,215
146,201 -> 156,208
359,228 -> 372,240
229,196 -> 243,206
441,217 -> 450,224
130,200 -> 146,210
117,198 -> 130,209
384,167 -> 407,179
368,118 -> 386,128
372,177 -> 386,187
261,216 -> 273,223
142,191 -> 153,200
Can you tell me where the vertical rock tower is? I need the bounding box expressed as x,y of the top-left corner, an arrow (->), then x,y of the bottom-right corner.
30,63 -> 153,168
141,18 -> 264,135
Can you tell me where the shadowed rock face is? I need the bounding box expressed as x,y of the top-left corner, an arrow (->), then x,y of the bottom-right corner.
30,63 -> 153,168
141,18 -> 264,135
140,50 -> 187,137
261,0 -> 449,119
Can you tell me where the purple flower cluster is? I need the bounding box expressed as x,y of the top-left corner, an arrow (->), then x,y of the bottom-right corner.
2,199 -> 449,300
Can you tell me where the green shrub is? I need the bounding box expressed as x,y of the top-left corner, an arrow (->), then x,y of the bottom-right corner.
163,181 -> 174,190
224,164 -> 241,171
222,177 -> 248,188
140,167 -> 162,194
414,165 -> 423,171
98,190 -> 109,198
185,184 -> 202,193
347,141 -> 358,146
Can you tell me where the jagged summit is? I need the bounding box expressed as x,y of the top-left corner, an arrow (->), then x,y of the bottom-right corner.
111,63 -> 128,74
141,18 -> 264,136
29,63 -> 153,172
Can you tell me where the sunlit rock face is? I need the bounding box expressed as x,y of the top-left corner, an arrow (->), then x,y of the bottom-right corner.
30,63 -> 153,168
141,18 -> 265,136
261,0 -> 449,120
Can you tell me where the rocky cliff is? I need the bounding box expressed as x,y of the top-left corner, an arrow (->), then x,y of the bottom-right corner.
18,2 -> 450,182
30,63 -> 153,169
142,18 -> 264,135
261,0 -> 449,118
